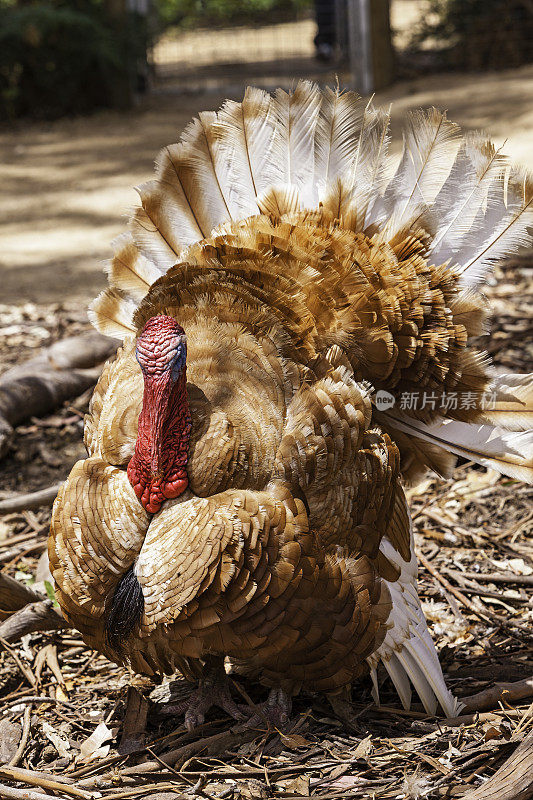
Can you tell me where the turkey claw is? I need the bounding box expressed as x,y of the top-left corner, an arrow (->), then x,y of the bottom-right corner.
242,687 -> 293,730
160,658 -> 246,731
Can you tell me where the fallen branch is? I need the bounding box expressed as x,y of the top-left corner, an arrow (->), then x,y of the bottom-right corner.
0,783 -> 66,800
0,572 -> 44,615
462,729 -> 533,800
0,601 -> 66,642
0,331 -> 117,459
461,677 -> 533,713
0,484 -> 63,515
0,571 -> 66,640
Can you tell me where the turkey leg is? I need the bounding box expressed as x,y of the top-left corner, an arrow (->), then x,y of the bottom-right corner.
161,655 -> 245,731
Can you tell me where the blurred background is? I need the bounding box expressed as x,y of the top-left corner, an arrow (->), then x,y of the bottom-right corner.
0,0 -> 532,306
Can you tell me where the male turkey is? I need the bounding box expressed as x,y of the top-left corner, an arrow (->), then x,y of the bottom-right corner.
50,83 -> 532,729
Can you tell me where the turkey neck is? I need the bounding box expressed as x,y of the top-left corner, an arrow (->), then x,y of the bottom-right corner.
127,368 -> 191,513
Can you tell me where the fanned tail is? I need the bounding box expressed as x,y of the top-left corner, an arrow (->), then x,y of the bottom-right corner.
90,82 -> 532,347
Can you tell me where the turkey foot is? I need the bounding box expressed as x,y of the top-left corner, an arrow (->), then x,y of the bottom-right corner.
243,686 -> 293,730
161,656 -> 246,731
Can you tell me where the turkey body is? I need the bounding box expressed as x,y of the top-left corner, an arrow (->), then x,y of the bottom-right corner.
49,83 -> 533,718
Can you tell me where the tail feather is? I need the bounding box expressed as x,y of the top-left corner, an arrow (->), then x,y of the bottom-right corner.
381,409 -> 533,483
93,82 -> 532,348
383,108 -> 461,237
472,372 -> 533,432
273,82 -> 322,207
369,527 -> 463,718
430,136 -> 507,268
381,654 -> 412,710
107,234 -> 163,302
455,168 -> 533,287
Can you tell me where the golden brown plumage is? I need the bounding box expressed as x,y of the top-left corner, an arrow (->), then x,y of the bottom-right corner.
49,83 -> 533,723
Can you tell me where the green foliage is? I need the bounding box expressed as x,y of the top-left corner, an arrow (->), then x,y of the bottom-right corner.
155,0 -> 311,30
409,0 -> 532,71
44,580 -> 59,608
0,2 -> 144,120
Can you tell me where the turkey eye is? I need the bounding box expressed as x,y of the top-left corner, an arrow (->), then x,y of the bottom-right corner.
170,345 -> 186,381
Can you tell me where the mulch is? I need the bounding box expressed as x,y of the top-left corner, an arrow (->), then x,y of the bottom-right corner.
0,257 -> 531,799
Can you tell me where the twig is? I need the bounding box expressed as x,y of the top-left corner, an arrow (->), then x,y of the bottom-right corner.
7,706 -> 31,768
461,677 -> 533,713
0,768 -> 93,800
0,484 -> 63,514
2,695 -> 79,712
0,783 -> 63,800
447,569 -> 533,587
0,637 -> 37,687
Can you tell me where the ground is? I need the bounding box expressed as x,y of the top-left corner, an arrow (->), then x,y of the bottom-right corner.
1,40 -> 533,800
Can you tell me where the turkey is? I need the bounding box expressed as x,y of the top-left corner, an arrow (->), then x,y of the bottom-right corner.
49,82 -> 533,729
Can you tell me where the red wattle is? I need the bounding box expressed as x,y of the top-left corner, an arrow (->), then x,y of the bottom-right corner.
127,460 -> 188,514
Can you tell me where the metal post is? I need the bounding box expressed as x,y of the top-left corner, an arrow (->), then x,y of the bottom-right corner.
346,0 -> 374,94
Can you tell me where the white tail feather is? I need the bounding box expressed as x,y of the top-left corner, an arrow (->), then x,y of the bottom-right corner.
381,654 -> 413,710
456,168 -> 533,286
382,410 -> 533,483
272,82 -> 322,207
368,526 -> 463,718
383,108 -> 461,236
430,136 -> 507,268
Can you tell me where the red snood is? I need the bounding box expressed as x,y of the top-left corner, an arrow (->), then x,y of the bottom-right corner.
127,369 -> 191,514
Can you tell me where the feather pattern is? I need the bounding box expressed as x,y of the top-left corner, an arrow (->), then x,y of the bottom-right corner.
429,136 -> 507,268
368,526 -> 462,718
469,372 -> 533,431
315,87 -> 366,202
88,288 -> 137,338
212,87 -> 277,218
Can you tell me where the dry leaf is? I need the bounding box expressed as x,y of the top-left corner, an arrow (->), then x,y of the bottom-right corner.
490,557 -> 533,575
41,721 -> 71,758
280,732 -> 311,749
286,775 -> 310,795
55,685 -> 69,702
352,734 -> 373,759
484,725 -> 502,742
78,721 -> 114,763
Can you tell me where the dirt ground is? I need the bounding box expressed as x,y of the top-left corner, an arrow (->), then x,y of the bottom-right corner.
1,64 -> 532,308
